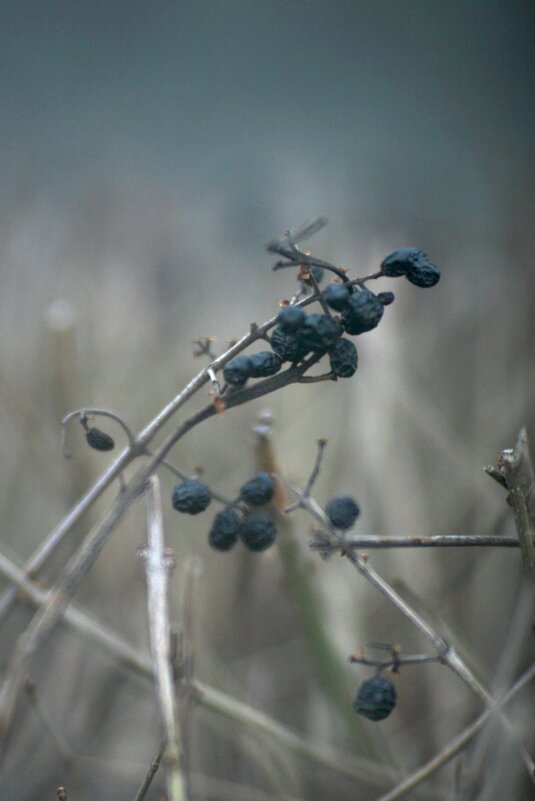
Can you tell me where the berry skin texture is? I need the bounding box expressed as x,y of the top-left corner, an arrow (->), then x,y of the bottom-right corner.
240,472 -> 275,506
239,512 -> 277,551
377,291 -> 395,306
328,338 -> 358,378
248,351 -> 282,378
323,283 -> 351,312
271,325 -> 311,363
341,289 -> 384,336
297,313 -> 341,353
209,508 -> 241,551
277,306 -> 306,332
223,355 -> 252,386
86,428 -> 115,452
381,247 -> 421,276
172,479 -> 212,515
406,261 -> 440,288
353,677 -> 397,721
325,495 -> 360,529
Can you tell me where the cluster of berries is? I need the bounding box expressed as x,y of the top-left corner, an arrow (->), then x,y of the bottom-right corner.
171,473 -> 278,553
223,247 -> 439,389
353,676 -> 397,721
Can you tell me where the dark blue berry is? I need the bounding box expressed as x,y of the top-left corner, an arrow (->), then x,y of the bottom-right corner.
328,338 -> 358,378
325,496 -> 360,529
223,355 -> 252,386
341,289 -> 384,336
323,283 -> 351,311
248,351 -> 282,378
353,677 -> 397,721
209,508 -> 241,551
302,265 -> 324,286
86,428 -> 115,451
277,306 -> 306,332
406,261 -> 440,288
381,248 -> 421,276
240,472 -> 275,506
172,479 -> 212,515
271,326 -> 311,363
239,513 -> 277,551
297,314 -> 341,353
377,291 -> 395,306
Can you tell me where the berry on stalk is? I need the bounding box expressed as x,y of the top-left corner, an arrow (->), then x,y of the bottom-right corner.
277,306 -> 306,332
323,283 -> 351,311
325,495 -> 360,529
328,338 -> 358,378
240,472 -> 275,506
239,513 -> 277,551
86,428 -> 115,452
353,676 -> 397,721
172,479 -> 212,515
249,351 -> 282,378
223,355 -> 252,386
271,326 -> 311,363
297,313 -> 341,353
341,289 -> 384,336
209,508 -> 241,551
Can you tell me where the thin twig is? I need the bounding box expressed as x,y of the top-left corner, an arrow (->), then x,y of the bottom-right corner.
133,743 -> 165,801
141,475 -> 186,801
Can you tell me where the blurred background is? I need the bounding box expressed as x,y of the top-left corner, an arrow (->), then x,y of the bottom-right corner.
1,1 -> 534,799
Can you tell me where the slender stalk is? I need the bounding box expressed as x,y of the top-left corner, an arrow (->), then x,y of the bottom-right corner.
142,476 -> 186,801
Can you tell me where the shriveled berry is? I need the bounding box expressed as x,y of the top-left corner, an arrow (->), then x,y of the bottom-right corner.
353,677 -> 397,721
249,351 -> 282,378
239,512 -> 277,551
341,289 -> 384,335
223,355 -> 252,386
325,495 -> 360,529
86,428 -> 115,452
277,306 -> 306,332
271,326 -> 311,363
377,291 -> 395,306
381,248 -> 420,276
297,313 -> 341,352
406,261 -> 440,288
172,479 -> 211,515
323,283 -> 351,311
328,338 -> 358,378
240,472 -> 275,506
209,508 -> 241,551
302,265 -> 324,285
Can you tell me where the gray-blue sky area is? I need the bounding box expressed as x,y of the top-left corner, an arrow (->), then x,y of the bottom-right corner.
1,1 -> 534,276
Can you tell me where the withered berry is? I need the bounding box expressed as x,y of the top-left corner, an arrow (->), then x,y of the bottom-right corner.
209,508 -> 241,551
172,479 -> 212,515
223,355 -> 252,386
353,677 -> 397,721
325,496 -> 360,529
239,513 -> 277,551
249,351 -> 282,378
240,472 -> 275,506
341,289 -> 384,335
86,428 -> 115,452
328,338 -> 358,378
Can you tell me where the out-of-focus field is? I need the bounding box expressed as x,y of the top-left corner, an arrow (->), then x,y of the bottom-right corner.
0,3 -> 534,799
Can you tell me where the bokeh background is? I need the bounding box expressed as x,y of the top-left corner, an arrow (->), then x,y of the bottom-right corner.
1,2 -> 534,799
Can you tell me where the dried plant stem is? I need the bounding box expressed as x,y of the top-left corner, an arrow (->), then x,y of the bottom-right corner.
133,743 -> 165,801
0,358 -> 338,749
142,476 -> 186,801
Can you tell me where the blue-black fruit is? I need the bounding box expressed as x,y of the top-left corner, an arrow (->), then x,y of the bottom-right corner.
86,428 -> 115,452
239,513 -> 277,551
240,472 -> 275,506
277,306 -> 306,332
353,677 -> 397,721
323,283 -> 351,311
223,355 -> 252,386
297,314 -> 341,353
325,496 -> 360,529
271,326 -> 311,363
248,351 -> 282,378
377,291 -> 395,306
328,338 -> 358,378
341,289 -> 384,335
172,479 -> 212,515
209,508 -> 241,551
